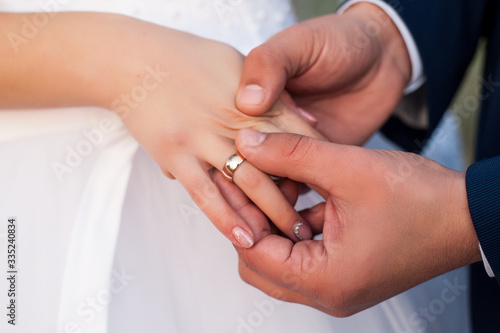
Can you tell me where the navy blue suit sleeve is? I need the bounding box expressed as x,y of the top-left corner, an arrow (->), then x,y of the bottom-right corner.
467,157 -> 500,284
378,0 -> 500,286
377,0 -> 489,152
339,1 -> 500,286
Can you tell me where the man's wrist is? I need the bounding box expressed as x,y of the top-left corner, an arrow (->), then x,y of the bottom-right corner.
448,170 -> 482,267
342,3 -> 412,89
339,0 -> 425,94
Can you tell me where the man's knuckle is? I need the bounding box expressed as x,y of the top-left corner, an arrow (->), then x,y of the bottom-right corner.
281,135 -> 315,163
248,43 -> 281,69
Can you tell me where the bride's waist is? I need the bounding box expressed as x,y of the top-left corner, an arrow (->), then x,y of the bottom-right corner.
0,107 -> 126,142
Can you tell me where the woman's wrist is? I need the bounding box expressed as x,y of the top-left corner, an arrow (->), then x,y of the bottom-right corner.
68,13 -> 168,110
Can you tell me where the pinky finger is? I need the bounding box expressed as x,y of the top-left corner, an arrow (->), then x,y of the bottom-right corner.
214,170 -> 272,242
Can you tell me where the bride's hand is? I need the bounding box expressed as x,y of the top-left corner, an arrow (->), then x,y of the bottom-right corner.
0,12 -> 322,248
104,20 -> 324,247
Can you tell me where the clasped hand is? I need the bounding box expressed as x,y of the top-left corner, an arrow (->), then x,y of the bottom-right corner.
110,8 -> 481,317
111,20 -> 322,248
216,129 -> 480,317
215,4 -> 481,316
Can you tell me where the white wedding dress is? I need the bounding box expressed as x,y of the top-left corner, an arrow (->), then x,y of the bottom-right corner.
0,1 -> 470,332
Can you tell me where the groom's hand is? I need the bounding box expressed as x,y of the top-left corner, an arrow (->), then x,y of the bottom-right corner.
226,129 -> 480,316
236,3 -> 411,145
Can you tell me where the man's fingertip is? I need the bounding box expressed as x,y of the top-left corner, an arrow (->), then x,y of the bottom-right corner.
237,84 -> 265,107
237,128 -> 267,150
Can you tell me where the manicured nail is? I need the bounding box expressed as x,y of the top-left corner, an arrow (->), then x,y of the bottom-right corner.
293,221 -> 312,241
297,107 -> 318,124
238,84 -> 265,105
239,128 -> 266,147
232,226 -> 254,248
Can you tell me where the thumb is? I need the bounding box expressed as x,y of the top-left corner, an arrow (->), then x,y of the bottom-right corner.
235,129 -> 352,191
236,26 -> 317,116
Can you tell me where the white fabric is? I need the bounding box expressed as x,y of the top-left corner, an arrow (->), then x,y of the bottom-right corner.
338,0 -> 425,94
0,1 -> 469,333
480,244 -> 495,277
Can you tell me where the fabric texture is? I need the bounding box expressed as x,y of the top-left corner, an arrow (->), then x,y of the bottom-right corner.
467,157 -> 500,284
0,1 -> 471,332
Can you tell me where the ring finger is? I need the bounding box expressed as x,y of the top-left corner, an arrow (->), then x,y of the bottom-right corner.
203,139 -> 312,241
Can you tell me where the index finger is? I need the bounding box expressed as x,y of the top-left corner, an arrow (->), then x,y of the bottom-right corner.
235,129 -> 360,192
236,24 -> 319,115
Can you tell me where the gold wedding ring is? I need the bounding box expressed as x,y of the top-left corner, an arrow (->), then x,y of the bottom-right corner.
222,151 -> 246,182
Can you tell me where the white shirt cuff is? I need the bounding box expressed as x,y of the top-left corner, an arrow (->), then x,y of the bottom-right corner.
480,243 -> 496,278
337,0 -> 425,94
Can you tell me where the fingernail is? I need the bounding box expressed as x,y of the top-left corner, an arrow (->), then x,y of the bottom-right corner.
238,84 -> 265,105
232,226 -> 254,248
297,107 -> 318,124
239,128 -> 266,147
293,221 -> 312,241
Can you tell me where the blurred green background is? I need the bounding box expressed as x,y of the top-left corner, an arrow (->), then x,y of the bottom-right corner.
292,0 -> 482,165
292,0 -> 339,20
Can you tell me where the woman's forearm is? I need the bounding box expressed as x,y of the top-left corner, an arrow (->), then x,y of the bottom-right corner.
0,12 -> 195,110
1,11 -> 330,251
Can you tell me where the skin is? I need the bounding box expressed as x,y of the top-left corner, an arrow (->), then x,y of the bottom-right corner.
235,3 -> 412,145
217,129 -> 481,317
217,3 -> 483,316
0,11 -> 323,247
